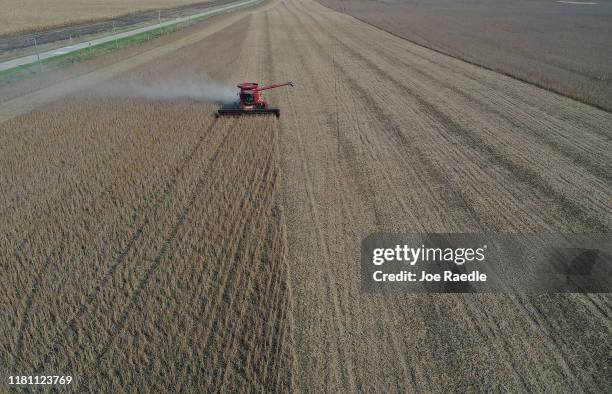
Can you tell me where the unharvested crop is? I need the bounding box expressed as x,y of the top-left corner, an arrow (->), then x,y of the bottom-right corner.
1,15 -> 293,391
0,100 -> 293,391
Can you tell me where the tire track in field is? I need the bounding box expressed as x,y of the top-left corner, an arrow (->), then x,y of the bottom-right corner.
31,117 -> 225,373
169,123 -> 264,386
74,120 -> 244,386
76,123 -> 235,391
275,8 -> 435,389
276,4 -> 458,390
159,13 -> 292,391
187,14 -> 294,386
1,107 -> 146,336
284,83 -> 357,392
270,8 -> 361,391
154,117 -> 290,391
261,12 -> 299,389
5,105 -> 217,369
215,123 -> 283,390
11,256 -> 52,372
281,4 -> 524,390
217,188 -> 275,390
280,2 -> 439,388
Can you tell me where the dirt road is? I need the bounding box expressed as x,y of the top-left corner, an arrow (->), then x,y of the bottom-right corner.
1,0 -> 610,391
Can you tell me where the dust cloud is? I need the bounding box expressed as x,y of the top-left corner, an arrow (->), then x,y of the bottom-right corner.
94,75 -> 237,103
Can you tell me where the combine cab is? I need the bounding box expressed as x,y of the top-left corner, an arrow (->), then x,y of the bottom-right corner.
216,81 -> 293,118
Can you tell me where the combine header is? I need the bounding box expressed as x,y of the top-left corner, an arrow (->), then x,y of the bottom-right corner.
216,81 -> 294,118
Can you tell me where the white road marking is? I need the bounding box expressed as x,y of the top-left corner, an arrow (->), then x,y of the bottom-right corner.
54,45 -> 84,55
556,1 -> 598,4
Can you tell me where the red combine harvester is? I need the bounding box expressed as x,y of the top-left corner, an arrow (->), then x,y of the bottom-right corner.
216,81 -> 294,118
